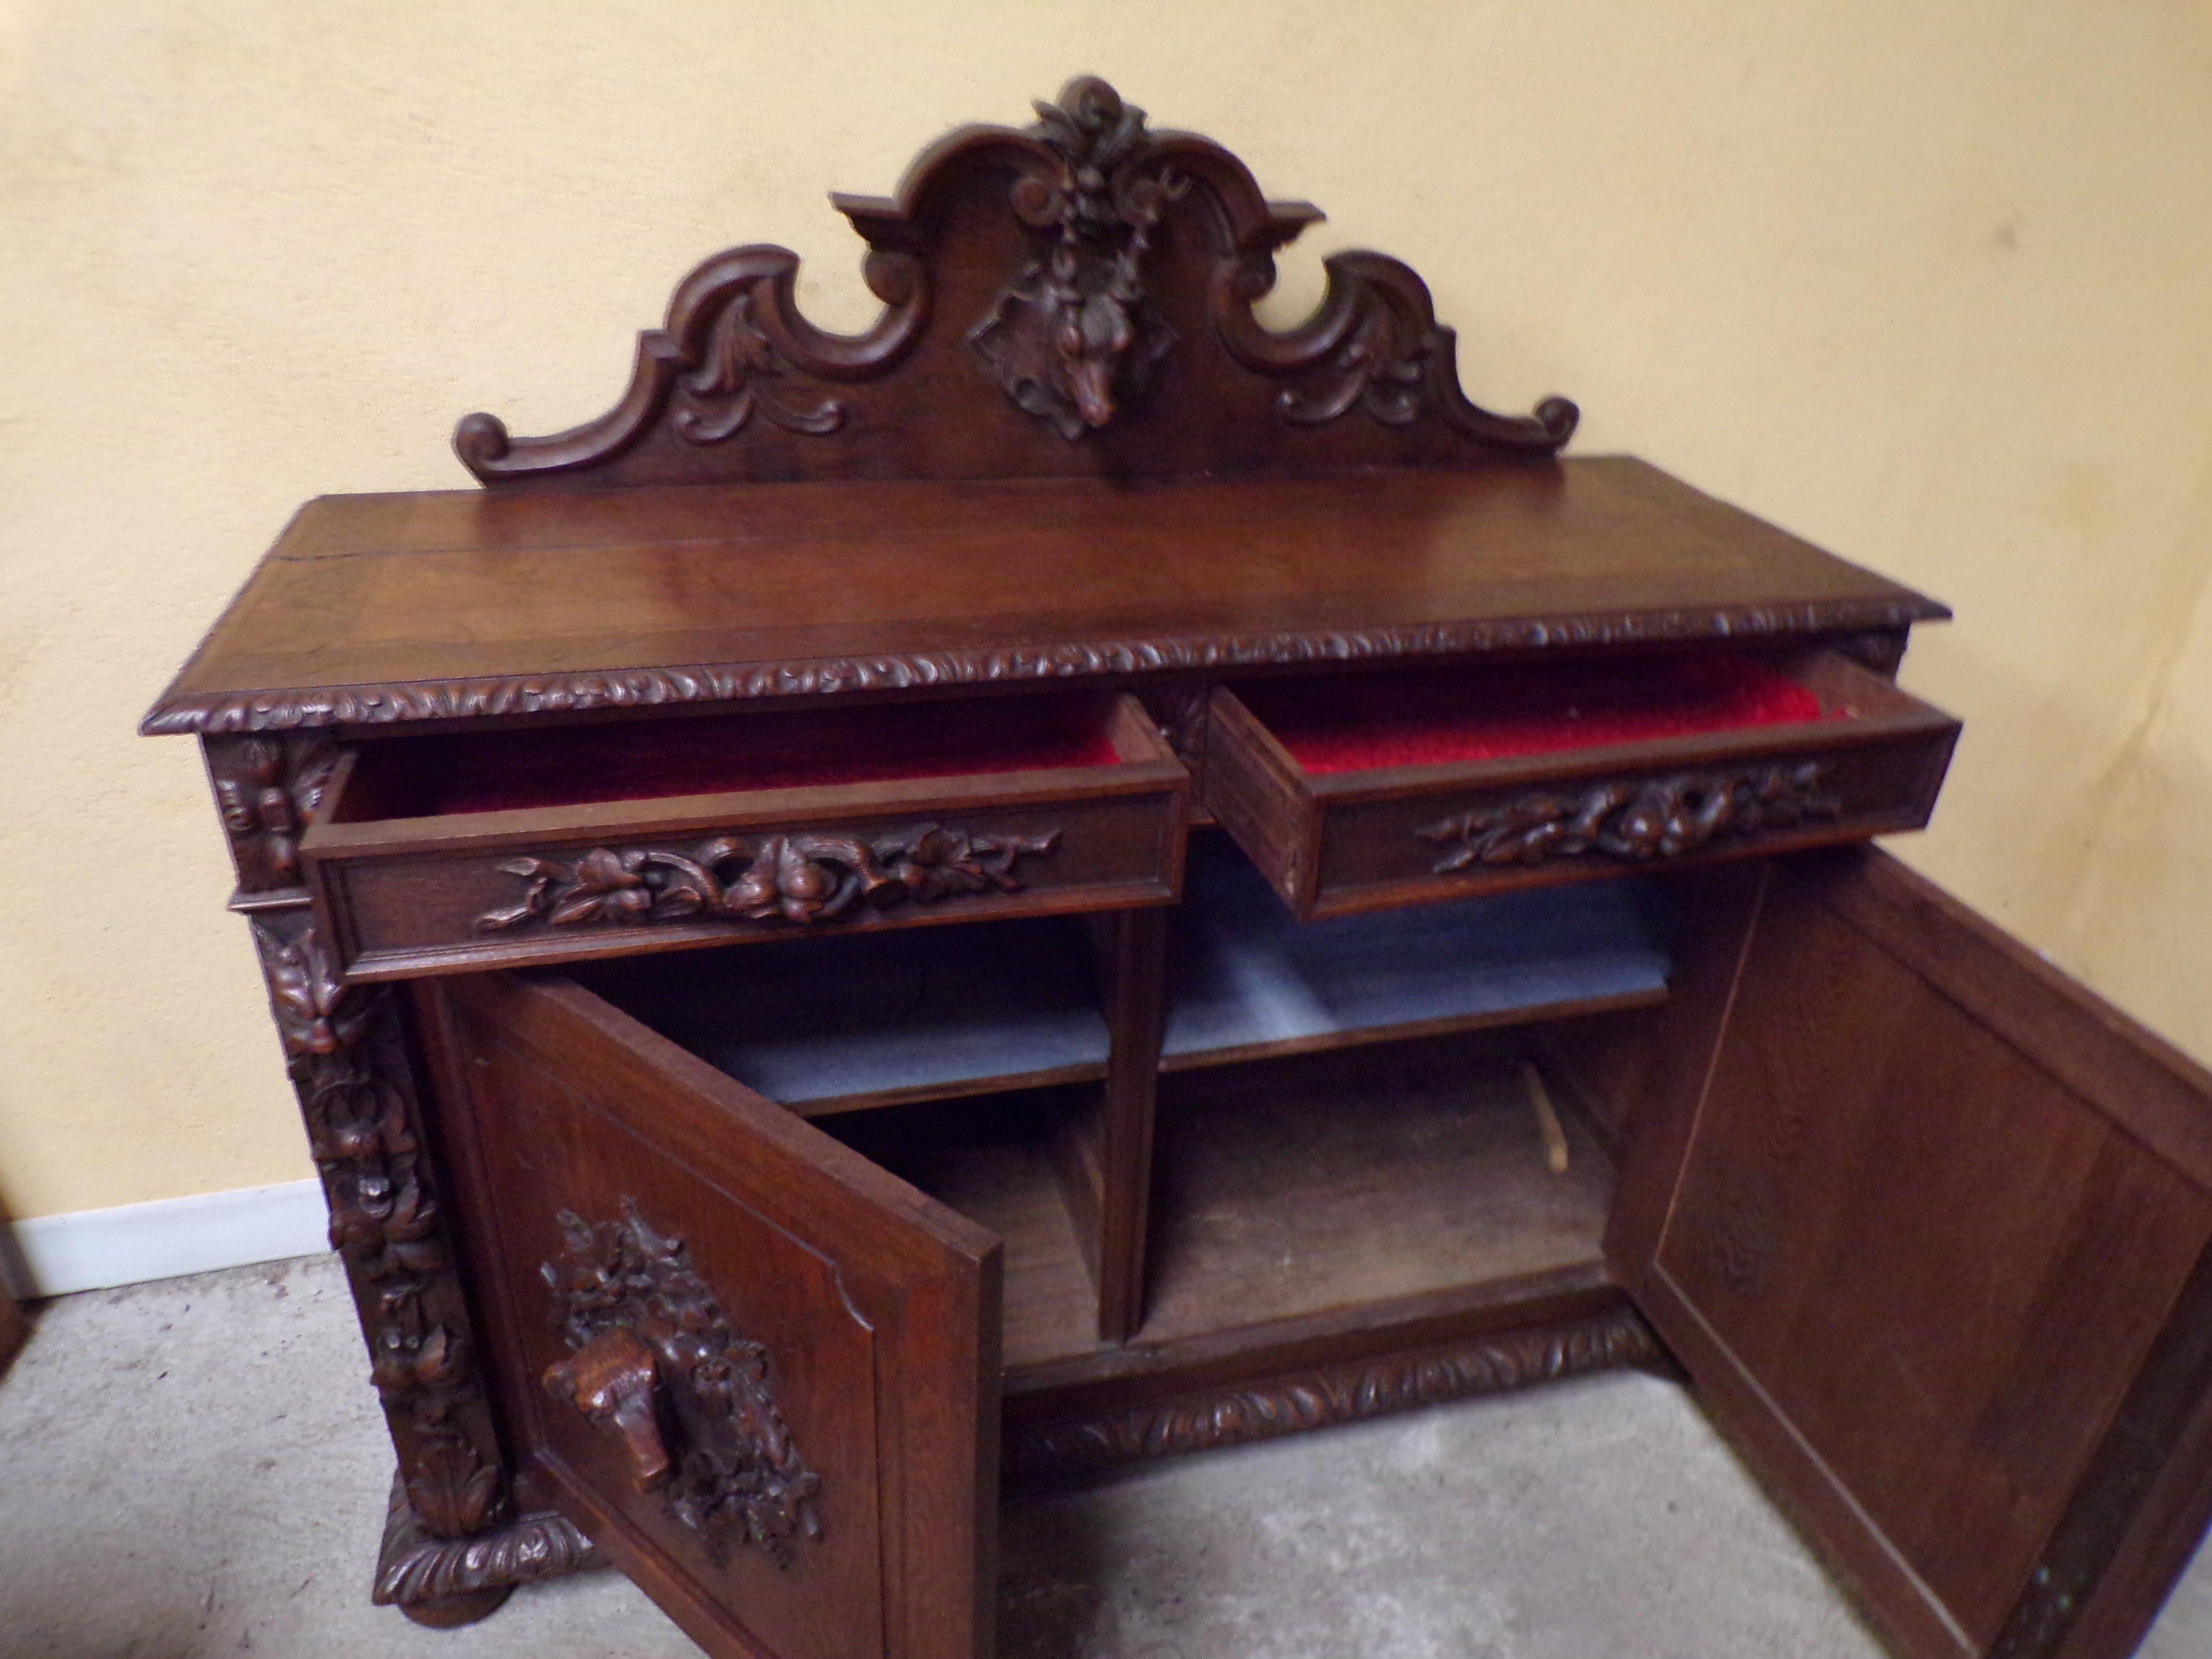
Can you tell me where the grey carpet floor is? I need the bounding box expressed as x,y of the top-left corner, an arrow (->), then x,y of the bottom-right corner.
0,1252 -> 2205,1658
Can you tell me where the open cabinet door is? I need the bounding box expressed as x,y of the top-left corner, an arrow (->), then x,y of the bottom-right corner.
415,971 -> 1002,1659
1609,849 -> 2212,1659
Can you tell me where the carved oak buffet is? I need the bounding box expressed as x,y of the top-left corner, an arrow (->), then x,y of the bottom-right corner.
145,79 -> 2212,1659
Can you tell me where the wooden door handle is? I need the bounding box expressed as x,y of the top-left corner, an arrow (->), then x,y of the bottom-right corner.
544,1326 -> 672,1492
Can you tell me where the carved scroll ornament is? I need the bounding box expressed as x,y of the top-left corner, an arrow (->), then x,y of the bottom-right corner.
476,822 -> 1058,933
541,1202 -> 824,1567
451,75 -> 1574,485
1418,762 -> 1839,871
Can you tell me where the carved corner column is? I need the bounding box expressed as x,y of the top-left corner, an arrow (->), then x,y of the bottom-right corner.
207,735 -> 594,1626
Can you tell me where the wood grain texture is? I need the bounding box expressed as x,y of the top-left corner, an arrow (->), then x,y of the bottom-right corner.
418,972 -> 1001,1659
141,461 -> 1946,735
1618,848 -> 2212,1659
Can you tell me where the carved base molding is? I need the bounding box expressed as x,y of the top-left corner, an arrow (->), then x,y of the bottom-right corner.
373,1473 -> 600,1621
1004,1302 -> 1665,1480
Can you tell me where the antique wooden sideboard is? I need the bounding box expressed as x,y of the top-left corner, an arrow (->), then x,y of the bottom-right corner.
145,79 -> 2212,1659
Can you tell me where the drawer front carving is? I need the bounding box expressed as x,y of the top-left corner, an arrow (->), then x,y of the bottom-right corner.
1315,733 -> 1953,912
479,824 -> 1058,934
1202,656 -> 1960,918
1417,762 -> 1839,871
541,1201 -> 824,1569
312,793 -> 1179,981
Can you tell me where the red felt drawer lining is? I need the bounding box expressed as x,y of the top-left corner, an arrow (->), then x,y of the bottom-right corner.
348,696 -> 1124,818
1238,655 -> 1838,776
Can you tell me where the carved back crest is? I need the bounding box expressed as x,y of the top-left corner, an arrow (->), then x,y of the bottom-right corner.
456,75 -> 1575,489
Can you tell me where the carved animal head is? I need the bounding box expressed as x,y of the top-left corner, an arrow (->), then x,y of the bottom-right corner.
545,1326 -> 673,1493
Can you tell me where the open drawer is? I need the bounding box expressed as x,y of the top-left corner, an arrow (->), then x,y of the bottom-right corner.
300,690 -> 1187,979
1202,649 -> 1958,916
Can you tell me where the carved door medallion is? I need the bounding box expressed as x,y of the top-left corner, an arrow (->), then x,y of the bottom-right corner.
541,1201 -> 824,1568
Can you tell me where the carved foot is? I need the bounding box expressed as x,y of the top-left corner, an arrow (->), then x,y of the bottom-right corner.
397,1584 -> 514,1629
372,1472 -> 600,1621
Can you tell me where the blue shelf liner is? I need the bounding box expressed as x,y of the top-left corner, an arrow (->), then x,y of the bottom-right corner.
1160,840 -> 1674,1060
583,916 -> 1113,1106
586,844 -> 1674,1106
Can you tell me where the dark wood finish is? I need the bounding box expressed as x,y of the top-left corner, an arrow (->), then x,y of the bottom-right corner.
1006,1296 -> 1660,1480
1089,908 -> 1168,1341
140,461 -> 1945,737
373,1473 -> 599,1624
419,971 -> 1001,1659
246,905 -> 513,1549
143,72 -> 2212,1659
1204,649 -> 1958,916
1608,848 -> 2212,1659
299,692 -> 1187,981
448,74 -> 1569,492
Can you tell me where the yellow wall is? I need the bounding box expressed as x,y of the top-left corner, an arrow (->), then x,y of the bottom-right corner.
2,1 -> 2208,1221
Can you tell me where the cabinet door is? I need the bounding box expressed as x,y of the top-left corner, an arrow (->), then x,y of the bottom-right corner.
417,971 -> 1002,1659
1610,849 -> 2212,1659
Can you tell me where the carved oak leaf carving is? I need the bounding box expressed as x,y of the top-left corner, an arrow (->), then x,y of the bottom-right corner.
247,912 -> 510,1546
475,823 -> 1058,933
1418,762 -> 1839,871
373,1473 -> 599,1610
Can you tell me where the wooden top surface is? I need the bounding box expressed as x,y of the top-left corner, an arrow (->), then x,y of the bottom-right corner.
144,457 -> 1947,734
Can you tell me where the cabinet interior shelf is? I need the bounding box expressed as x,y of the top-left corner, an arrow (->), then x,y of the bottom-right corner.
835,1038 -> 1621,1375
581,837 -> 1675,1117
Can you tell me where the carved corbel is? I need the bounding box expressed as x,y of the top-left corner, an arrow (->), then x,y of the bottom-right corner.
206,733 -> 338,891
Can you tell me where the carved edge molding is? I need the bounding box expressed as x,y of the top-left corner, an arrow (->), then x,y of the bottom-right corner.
1003,1302 -> 1662,1480
449,75 -> 1572,482
373,1473 -> 599,1610
142,598 -> 1945,733
1419,762 -> 1841,870
476,823 -> 1058,933
249,907 -> 510,1543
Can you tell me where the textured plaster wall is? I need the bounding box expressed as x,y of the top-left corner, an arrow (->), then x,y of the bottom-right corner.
1,0 -> 2208,1220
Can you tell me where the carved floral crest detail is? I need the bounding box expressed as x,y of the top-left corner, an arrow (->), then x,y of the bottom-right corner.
969,76 -> 1183,439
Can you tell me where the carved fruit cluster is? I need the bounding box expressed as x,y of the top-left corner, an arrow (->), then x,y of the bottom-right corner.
476,822 -> 1058,933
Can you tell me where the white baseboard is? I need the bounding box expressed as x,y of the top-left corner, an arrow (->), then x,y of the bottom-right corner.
2,1179 -> 332,1299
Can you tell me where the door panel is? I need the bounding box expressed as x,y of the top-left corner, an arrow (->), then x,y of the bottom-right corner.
1613,850 -> 2212,1659
417,971 -> 1002,1659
